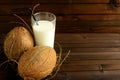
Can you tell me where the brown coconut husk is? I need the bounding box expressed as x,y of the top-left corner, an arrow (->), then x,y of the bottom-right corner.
18,46 -> 57,80
0,13 -> 34,69
18,44 -> 70,80
4,26 -> 34,61
3,8 -> 35,62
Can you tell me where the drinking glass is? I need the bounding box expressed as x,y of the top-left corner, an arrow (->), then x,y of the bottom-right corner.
31,12 -> 56,48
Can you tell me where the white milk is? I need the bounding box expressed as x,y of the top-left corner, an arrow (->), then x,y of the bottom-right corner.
32,20 -> 55,48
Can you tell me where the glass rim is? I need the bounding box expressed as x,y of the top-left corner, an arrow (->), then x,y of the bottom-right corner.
32,12 -> 56,21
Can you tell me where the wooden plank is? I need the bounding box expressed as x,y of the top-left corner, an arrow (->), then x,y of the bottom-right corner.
61,64 -> 120,71
2,14 -> 120,22
65,52 -> 120,60
0,4 -> 120,15
55,25 -> 120,33
56,38 -> 120,44
55,33 -> 120,43
62,43 -> 120,48
57,21 -> 120,33
61,60 -> 120,71
0,0 -> 110,4
72,15 -> 120,21
61,64 -> 99,71
58,21 -> 120,27
93,26 -> 120,33
64,60 -> 120,65
76,33 -> 120,38
56,25 -> 120,33
103,64 -> 120,70
53,71 -> 120,80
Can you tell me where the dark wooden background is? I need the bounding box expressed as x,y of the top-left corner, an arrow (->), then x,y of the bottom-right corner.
1,0 -> 120,80
1,0 -> 120,33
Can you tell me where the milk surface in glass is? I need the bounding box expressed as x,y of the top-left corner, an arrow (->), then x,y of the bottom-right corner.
33,20 -> 55,48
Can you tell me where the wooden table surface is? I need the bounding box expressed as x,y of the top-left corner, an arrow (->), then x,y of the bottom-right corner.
1,33 -> 120,80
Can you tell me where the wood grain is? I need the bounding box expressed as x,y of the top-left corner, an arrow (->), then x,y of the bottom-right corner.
0,1 -> 120,33
0,0 -> 110,4
0,4 -> 120,15
2,14 -> 120,22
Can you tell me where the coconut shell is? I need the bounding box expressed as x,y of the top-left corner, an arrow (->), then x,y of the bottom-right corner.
4,26 -> 34,61
18,46 -> 57,80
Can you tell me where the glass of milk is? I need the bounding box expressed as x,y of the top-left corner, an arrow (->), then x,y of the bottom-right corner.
31,12 -> 56,48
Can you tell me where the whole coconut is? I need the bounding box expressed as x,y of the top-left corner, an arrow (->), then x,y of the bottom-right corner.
18,46 -> 56,80
4,26 -> 34,61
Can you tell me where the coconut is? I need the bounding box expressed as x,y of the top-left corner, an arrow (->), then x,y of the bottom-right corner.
18,46 -> 57,80
4,26 -> 34,61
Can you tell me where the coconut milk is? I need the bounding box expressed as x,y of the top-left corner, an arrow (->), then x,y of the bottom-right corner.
32,20 -> 55,48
